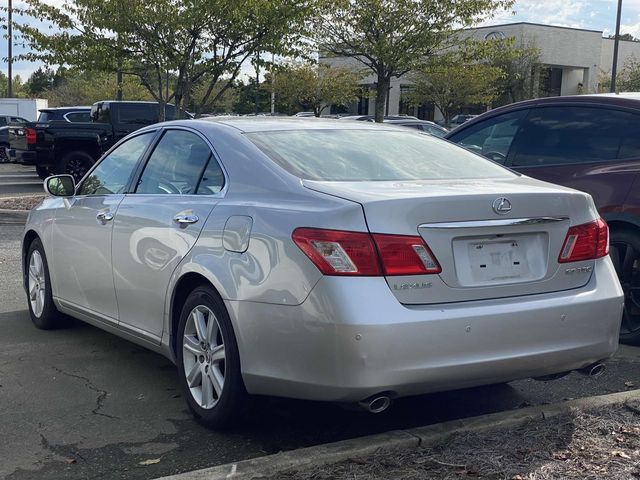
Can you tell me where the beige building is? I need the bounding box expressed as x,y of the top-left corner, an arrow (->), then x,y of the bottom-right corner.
321,22 -> 640,122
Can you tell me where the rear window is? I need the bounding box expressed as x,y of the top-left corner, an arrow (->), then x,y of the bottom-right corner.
247,129 -> 514,181
117,104 -> 177,125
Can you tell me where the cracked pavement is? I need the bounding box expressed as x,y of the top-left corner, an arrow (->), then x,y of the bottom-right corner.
2,224 -> 640,479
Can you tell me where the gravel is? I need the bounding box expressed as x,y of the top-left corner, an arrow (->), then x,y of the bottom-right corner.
271,403 -> 640,480
0,194 -> 45,210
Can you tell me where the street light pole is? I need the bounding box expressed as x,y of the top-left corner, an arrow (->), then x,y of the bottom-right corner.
611,0 -> 623,93
8,0 -> 13,97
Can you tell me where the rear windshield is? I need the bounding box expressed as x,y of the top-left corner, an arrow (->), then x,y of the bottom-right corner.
247,129 -> 514,181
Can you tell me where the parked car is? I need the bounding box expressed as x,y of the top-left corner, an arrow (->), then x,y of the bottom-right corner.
294,112 -> 316,117
0,115 -> 29,163
446,93 -> 640,344
445,114 -> 478,129
385,119 -> 448,137
37,107 -> 92,123
24,118 -> 622,427
339,114 -> 419,121
9,101 -> 177,180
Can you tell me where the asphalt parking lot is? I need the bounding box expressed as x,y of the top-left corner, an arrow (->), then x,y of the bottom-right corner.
0,163 -> 43,197
2,223 -> 640,479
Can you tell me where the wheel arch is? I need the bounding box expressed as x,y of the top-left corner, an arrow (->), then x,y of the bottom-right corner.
603,214 -> 640,235
169,271 -> 226,358
22,230 -> 41,291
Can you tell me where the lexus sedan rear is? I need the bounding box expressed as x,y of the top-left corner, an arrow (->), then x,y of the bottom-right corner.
23,118 -> 624,428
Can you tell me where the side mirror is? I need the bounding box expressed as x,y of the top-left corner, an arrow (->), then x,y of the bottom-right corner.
44,175 -> 76,197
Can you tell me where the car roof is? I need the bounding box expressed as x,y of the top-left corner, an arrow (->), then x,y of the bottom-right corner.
446,93 -> 640,137
192,116 -> 399,133
39,107 -> 91,112
385,119 -> 441,126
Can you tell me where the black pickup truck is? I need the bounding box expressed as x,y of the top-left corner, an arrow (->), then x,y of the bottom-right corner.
9,101 -> 177,180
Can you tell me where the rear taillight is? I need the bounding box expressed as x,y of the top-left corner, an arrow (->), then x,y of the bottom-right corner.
372,234 -> 441,275
25,128 -> 37,145
292,228 -> 440,276
558,218 -> 609,263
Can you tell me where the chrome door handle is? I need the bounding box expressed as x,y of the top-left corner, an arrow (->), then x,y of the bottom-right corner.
96,211 -> 114,223
173,214 -> 199,225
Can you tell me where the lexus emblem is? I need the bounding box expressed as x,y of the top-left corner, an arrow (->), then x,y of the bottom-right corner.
492,197 -> 512,215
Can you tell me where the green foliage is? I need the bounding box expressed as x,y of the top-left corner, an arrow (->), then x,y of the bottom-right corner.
408,54 -> 503,124
43,70 -> 153,106
315,0 -> 514,121
10,0 -> 317,119
274,63 -> 362,116
602,56 -> 640,92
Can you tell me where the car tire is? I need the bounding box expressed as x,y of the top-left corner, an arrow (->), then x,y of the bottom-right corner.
0,144 -> 8,163
176,285 -> 247,429
56,151 -> 94,182
26,238 -> 69,330
35,165 -> 50,180
610,228 -> 640,345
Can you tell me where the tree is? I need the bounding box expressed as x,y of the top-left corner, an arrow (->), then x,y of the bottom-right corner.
10,0 -> 316,119
43,70 -> 153,106
314,0 -> 513,122
486,38 -> 543,104
408,56 -> 502,125
26,67 -> 57,96
608,33 -> 638,42
601,56 -> 640,92
274,63 -> 362,116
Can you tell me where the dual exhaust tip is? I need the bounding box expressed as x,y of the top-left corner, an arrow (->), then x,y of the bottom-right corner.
360,362 -> 607,413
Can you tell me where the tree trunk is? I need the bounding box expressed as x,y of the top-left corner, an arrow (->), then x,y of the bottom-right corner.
374,75 -> 389,123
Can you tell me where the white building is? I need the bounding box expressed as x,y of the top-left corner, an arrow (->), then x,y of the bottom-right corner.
321,22 -> 640,121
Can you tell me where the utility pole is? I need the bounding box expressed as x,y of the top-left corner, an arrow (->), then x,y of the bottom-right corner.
611,0 -> 623,93
255,51 -> 260,115
8,0 -> 13,97
270,53 -> 275,115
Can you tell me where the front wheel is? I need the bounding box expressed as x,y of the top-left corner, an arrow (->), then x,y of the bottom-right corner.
26,238 -> 69,329
610,228 -> 640,345
176,285 -> 247,429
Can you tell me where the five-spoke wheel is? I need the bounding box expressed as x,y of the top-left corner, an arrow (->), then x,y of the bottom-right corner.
176,285 -> 246,428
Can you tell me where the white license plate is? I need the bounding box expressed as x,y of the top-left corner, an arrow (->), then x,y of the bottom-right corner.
468,240 -> 530,282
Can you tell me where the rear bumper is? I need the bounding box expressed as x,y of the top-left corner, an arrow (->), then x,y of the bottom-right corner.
10,149 -> 51,166
227,257 -> 623,402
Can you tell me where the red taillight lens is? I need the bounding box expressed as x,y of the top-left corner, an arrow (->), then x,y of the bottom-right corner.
292,228 -> 381,275
372,234 -> 441,275
558,218 -> 609,263
25,128 -> 37,145
292,228 -> 441,276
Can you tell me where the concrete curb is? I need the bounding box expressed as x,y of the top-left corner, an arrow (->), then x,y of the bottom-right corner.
0,209 -> 28,225
155,389 -> 640,480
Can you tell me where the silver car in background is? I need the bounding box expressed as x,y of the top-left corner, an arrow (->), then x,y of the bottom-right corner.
23,118 -> 624,428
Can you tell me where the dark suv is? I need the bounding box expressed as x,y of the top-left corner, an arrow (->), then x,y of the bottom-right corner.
447,93 -> 640,344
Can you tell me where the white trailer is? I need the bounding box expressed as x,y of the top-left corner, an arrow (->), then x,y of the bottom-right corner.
0,98 -> 48,122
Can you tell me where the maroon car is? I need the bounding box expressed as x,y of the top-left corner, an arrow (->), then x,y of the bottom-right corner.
446,93 -> 640,344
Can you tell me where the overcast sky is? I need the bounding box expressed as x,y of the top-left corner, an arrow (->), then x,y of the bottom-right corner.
3,0 -> 640,81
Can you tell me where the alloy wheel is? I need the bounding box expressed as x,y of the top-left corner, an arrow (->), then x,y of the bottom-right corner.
182,305 -> 226,409
610,241 -> 640,335
28,250 -> 46,318
66,157 -> 89,181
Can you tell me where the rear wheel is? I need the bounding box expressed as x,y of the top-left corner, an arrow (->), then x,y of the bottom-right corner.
176,285 -> 247,429
0,144 -> 8,163
610,228 -> 640,345
35,165 -> 50,180
56,151 -> 94,182
26,238 -> 69,329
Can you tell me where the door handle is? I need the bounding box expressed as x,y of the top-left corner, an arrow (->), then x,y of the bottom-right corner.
173,213 -> 199,226
96,211 -> 114,224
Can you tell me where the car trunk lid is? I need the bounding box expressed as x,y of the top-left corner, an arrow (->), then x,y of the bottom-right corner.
303,176 -> 599,304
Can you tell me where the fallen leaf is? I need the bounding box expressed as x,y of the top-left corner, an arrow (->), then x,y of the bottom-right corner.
625,381 -> 636,388
65,458 -> 76,465
139,458 -> 161,466
612,450 -> 631,459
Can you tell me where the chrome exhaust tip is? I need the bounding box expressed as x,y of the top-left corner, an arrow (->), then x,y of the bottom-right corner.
577,362 -> 606,377
359,394 -> 392,413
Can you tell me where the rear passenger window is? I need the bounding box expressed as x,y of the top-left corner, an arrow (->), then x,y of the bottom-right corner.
136,130 -> 214,195
448,110 -> 526,164
510,106 -> 633,167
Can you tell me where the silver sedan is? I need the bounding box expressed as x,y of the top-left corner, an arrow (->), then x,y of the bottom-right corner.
23,118 -> 624,428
